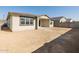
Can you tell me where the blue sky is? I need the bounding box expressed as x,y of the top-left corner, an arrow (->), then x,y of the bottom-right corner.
0,6 -> 79,21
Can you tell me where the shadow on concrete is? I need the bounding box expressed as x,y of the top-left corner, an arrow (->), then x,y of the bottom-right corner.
1,29 -> 12,32
33,28 -> 79,53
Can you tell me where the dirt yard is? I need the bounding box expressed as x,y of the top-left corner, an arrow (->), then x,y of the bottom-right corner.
0,27 -> 71,53
33,28 -> 79,53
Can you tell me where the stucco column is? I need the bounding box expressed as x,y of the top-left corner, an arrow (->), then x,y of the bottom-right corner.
33,19 -> 36,29
35,17 -> 39,30
37,17 -> 39,29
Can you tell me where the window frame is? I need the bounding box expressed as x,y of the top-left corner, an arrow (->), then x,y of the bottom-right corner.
20,16 -> 34,26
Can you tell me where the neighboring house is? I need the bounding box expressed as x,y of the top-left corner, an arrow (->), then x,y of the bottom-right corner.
51,16 -> 71,27
51,16 -> 71,23
6,12 -> 53,32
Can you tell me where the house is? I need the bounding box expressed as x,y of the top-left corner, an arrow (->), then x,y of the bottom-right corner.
6,12 -> 53,32
51,16 -> 71,23
51,16 -> 71,27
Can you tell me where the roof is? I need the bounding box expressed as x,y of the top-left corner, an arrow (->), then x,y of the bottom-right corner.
51,16 -> 71,20
38,15 -> 51,20
8,12 -> 37,18
51,16 -> 66,21
66,18 -> 71,21
7,12 -> 50,20
8,12 -> 50,18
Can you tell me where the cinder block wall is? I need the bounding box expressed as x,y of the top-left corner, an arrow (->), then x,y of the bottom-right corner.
54,21 -> 70,28
54,21 -> 79,28
70,22 -> 79,28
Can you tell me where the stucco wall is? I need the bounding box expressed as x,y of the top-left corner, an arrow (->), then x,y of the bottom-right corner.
38,15 -> 51,27
40,19 -> 49,27
11,16 -> 35,32
50,20 -> 54,27
7,15 -> 52,32
7,16 -> 12,30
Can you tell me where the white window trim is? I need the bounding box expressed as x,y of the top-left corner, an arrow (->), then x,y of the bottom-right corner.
20,16 -> 34,26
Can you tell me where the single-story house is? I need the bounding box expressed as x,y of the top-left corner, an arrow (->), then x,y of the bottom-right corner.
51,16 -> 71,23
51,16 -> 71,28
6,12 -> 53,32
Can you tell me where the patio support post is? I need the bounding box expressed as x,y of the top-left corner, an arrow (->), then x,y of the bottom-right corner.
37,17 -> 39,29
35,17 -> 39,30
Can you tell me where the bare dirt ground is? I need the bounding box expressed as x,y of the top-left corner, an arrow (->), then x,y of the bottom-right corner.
0,27 -> 71,53
33,28 -> 79,53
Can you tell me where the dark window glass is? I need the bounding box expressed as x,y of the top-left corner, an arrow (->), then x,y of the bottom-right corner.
21,20 -> 25,24
20,17 -> 25,25
20,16 -> 33,26
30,19 -> 33,24
26,18 -> 29,24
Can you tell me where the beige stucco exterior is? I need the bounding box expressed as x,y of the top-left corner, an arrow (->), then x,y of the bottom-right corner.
38,15 -> 53,28
50,21 -> 54,27
38,16 -> 50,27
11,16 -> 35,32
7,16 -> 12,30
39,19 -> 49,27
7,14 -> 53,32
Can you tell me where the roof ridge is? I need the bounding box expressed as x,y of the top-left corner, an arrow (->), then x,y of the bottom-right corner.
9,12 -> 32,14
52,16 -> 65,18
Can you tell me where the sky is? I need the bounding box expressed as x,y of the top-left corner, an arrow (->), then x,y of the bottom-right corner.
0,6 -> 79,21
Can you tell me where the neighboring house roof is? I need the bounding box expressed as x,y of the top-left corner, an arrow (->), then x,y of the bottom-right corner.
51,16 -> 66,21
51,16 -> 71,22
66,18 -> 71,22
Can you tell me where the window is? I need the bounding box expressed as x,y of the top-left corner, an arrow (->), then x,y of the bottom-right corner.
26,18 -> 29,24
20,17 -> 26,25
30,19 -> 33,24
20,16 -> 34,26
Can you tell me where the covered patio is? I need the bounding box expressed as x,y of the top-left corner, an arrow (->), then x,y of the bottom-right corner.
36,15 -> 50,29
39,19 -> 49,27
